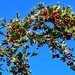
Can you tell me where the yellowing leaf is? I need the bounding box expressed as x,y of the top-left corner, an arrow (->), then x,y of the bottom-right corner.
12,18 -> 19,23
11,57 -> 17,62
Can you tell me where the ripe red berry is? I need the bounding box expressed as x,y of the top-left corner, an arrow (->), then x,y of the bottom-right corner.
12,39 -> 17,43
25,20 -> 29,23
41,9 -> 47,14
67,60 -> 71,65
5,34 -> 10,38
64,17 -> 69,22
11,24 -> 15,27
68,22 -> 74,28
54,18 -> 61,25
18,65 -> 23,71
6,45 -> 10,48
66,33 -> 72,40
52,11 -> 59,18
51,41 -> 55,45
19,32 -> 23,36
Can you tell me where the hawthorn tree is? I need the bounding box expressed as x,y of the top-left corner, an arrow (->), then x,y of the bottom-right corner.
0,2 -> 75,75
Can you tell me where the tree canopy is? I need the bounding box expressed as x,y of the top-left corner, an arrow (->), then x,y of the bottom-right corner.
0,2 -> 75,75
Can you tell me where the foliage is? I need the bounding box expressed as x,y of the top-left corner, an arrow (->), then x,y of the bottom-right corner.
0,2 -> 75,75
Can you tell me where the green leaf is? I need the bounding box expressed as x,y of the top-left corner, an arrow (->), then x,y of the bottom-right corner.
27,52 -> 31,56
12,18 -> 19,23
60,57 -> 66,62
31,52 -> 38,57
0,31 -> 4,35
38,2 -> 44,9
30,39 -> 36,46
10,66 -> 15,72
3,39 -> 8,44
70,66 -> 75,71
0,72 -> 2,75
22,46 -> 26,54
52,54 -> 55,59
14,32 -> 20,39
67,28 -> 73,33
23,35 -> 29,41
13,43 -> 20,48
10,32 -> 20,41
13,48 -> 17,54
0,64 -> 2,66
24,55 -> 28,61
33,6 -> 37,10
74,37 -> 75,40
11,57 -> 17,63
73,26 -> 75,31
16,12 -> 20,19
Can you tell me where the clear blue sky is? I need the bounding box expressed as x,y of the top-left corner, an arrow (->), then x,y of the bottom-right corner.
0,0 -> 75,75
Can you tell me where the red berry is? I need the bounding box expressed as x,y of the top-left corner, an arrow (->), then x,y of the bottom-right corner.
64,17 -> 69,22
19,32 -> 23,36
33,24 -> 39,30
67,60 -> 71,65
25,20 -> 29,23
18,65 -> 23,71
66,33 -> 72,40
12,39 -> 17,43
25,44 -> 29,48
25,63 -> 30,68
40,21 -> 44,25
45,14 -> 49,19
7,60 -> 11,66
41,9 -> 47,14
5,34 -> 10,37
46,35 -> 50,38
68,22 -> 74,28
67,33 -> 71,36
54,18 -> 61,25
11,24 -> 15,27
51,41 -> 55,45
30,34 -> 34,37
6,45 -> 10,48
52,11 -> 59,17
66,51 -> 71,55
6,24 -> 9,26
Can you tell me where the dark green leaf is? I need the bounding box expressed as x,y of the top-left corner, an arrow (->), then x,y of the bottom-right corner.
31,52 -> 38,57
0,31 -> 4,35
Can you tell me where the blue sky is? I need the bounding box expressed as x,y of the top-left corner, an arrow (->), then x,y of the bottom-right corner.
0,0 -> 75,75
